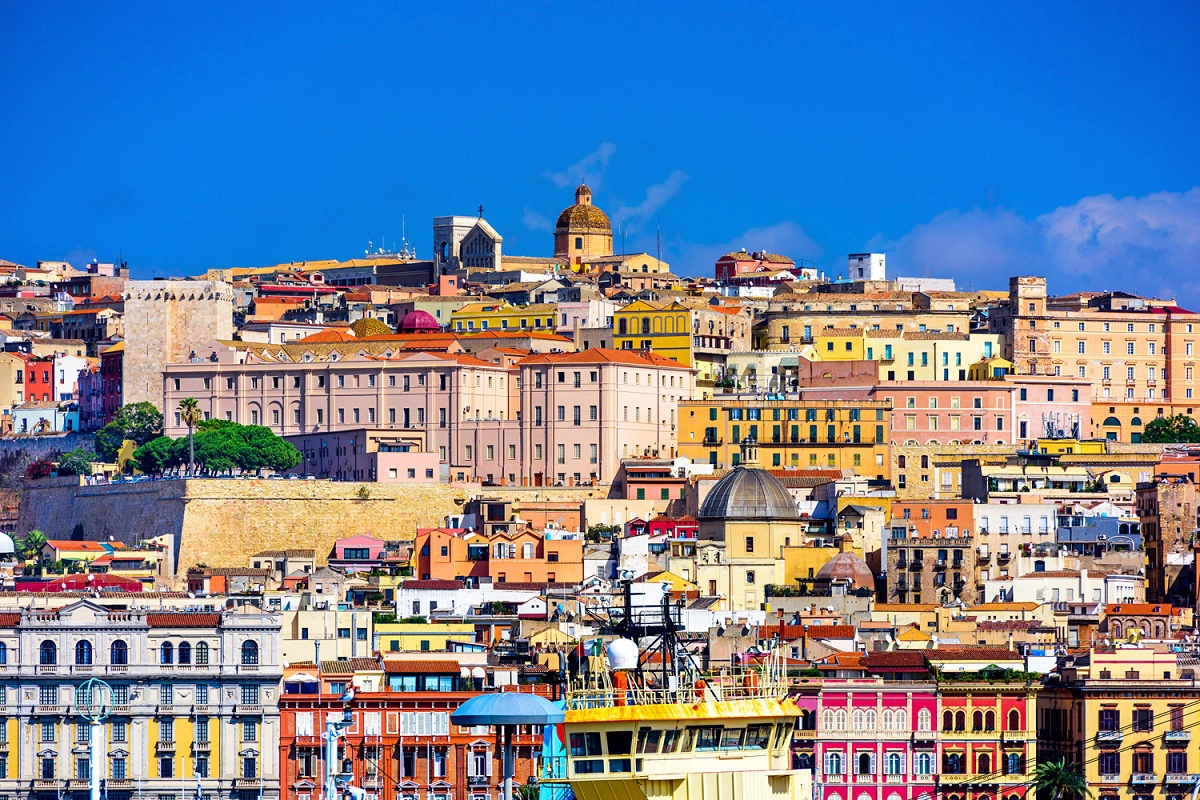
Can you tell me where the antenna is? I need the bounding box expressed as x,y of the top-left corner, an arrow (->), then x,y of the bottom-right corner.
656,225 -> 661,266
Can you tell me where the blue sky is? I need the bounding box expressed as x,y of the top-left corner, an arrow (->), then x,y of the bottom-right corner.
3,3 -> 1200,301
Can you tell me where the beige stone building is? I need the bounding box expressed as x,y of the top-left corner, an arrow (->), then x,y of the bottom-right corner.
124,279 -> 234,409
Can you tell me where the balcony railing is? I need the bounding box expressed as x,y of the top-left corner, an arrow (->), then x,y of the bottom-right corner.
467,776 -> 490,786
1096,730 -> 1124,744
1166,730 -> 1192,743
1131,773 -> 1157,785
156,741 -> 176,752
1165,774 -> 1200,785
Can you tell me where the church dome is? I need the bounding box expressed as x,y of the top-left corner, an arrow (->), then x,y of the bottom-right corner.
0,533 -> 13,555
398,310 -> 441,333
555,184 -> 612,234
698,466 -> 799,521
815,552 -> 874,590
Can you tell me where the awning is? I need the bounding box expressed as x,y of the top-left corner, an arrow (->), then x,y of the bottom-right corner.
451,692 -> 564,727
284,673 -> 318,683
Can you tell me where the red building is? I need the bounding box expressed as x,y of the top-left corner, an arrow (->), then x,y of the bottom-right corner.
99,340 -> 123,424
714,250 -> 797,282
625,514 -> 698,539
24,355 -> 53,402
279,658 -> 544,800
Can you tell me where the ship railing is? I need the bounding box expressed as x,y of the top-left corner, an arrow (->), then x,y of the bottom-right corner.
566,676 -> 788,709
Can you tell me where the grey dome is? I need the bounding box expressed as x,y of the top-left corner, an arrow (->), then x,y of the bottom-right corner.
699,466 -> 800,521
0,533 -> 13,555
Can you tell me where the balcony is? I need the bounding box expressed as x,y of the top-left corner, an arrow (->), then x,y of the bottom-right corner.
934,560 -> 947,570
910,560 -> 924,570
1166,774 -> 1200,785
853,774 -> 876,784
157,704 -> 178,715
1131,774 -> 1157,785
997,551 -> 1011,562
156,740 -> 176,752
111,704 -> 131,715
234,779 -> 262,790
977,551 -> 991,563
35,704 -> 65,715
293,735 -> 322,747
236,704 -> 264,715
1001,729 -> 1028,742
193,740 -> 211,752
107,780 -> 133,790
468,776 -> 490,787
1166,730 -> 1192,743
68,779 -> 90,790
913,730 -> 936,744
884,775 -> 907,784
1096,730 -> 1124,745
192,704 -> 211,714
362,776 -> 383,789
33,780 -> 59,790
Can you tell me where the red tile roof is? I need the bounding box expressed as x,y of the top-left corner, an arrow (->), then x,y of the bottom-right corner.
0,613 -> 18,626
1106,603 -> 1176,615
146,613 -> 222,628
927,647 -> 1022,661
320,658 -> 381,674
806,625 -> 856,640
517,348 -> 693,369
861,650 -> 929,671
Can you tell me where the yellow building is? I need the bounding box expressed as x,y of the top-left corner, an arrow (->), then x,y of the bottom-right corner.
451,301 -> 557,333
677,397 -> 891,478
613,300 -> 692,364
0,352 -> 27,407
373,620 -> 476,653
1041,644 -> 1200,799
863,331 -> 1003,382
812,328 -> 866,361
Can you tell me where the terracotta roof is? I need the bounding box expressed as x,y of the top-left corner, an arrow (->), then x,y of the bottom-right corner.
146,613 -> 222,628
383,659 -> 462,674
806,624 -> 856,639
320,658 -> 381,674
297,329 -> 358,344
0,613 -> 18,626
45,540 -> 109,552
1106,603 -> 1176,615
818,651 -> 865,669
861,650 -> 929,670
977,620 -> 1040,631
401,579 -> 462,590
927,647 -> 1022,661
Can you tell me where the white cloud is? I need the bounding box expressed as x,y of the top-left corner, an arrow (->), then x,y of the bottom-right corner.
615,170 -> 689,224
673,221 -> 821,277
880,187 -> 1200,304
522,208 -> 554,233
545,143 -> 617,189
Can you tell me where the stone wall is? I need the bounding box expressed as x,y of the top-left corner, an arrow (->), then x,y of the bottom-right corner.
16,478 -> 466,574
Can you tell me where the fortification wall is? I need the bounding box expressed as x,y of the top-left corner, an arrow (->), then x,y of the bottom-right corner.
16,478 -> 466,573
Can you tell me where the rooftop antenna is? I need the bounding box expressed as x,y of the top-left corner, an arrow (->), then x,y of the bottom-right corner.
656,225 -> 661,267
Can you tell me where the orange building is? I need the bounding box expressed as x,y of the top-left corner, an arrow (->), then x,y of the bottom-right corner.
890,499 -> 976,538
413,526 -> 584,585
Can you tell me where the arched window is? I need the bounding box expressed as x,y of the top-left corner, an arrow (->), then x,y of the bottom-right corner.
887,752 -> 903,774
836,709 -> 847,729
978,753 -> 991,775
827,752 -> 843,775
1112,622 -> 1123,637
160,643 -> 173,664
972,710 -> 983,731
39,640 -> 57,665
75,640 -> 93,665
110,640 -> 128,665
985,710 -> 995,731
797,753 -> 812,770
196,642 -> 209,666
864,709 -> 876,729
241,640 -> 259,666
857,752 -> 872,775
895,709 -> 908,730
944,753 -> 961,774
823,709 -> 836,730
955,711 -> 965,731
882,710 -> 894,730
852,709 -> 865,729
943,710 -> 954,731
1006,753 -> 1022,774
916,753 -> 934,775
178,642 -> 191,665
918,708 -> 932,731
1008,709 -> 1020,732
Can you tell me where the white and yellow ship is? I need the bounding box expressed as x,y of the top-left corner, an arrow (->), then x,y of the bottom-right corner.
541,637 -> 810,800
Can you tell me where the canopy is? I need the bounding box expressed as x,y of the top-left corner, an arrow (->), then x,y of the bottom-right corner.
451,692 -> 564,727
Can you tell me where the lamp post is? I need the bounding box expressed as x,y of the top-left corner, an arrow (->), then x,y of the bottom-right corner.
76,678 -> 112,800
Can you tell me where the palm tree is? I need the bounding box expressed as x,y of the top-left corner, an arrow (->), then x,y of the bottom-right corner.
1032,758 -> 1092,800
20,529 -> 47,571
178,398 -> 203,476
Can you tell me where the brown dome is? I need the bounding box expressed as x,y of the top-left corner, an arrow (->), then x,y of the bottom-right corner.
815,552 -> 874,590
555,184 -> 611,234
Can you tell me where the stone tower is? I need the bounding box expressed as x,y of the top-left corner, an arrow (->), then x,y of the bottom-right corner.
1007,276 -> 1050,375
123,280 -> 234,410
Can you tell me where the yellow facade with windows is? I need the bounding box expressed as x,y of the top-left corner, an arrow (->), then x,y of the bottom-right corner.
373,621 -> 476,653
613,301 -> 693,365
811,329 -> 866,361
864,332 -> 1004,382
677,398 -> 891,479
451,302 -> 557,333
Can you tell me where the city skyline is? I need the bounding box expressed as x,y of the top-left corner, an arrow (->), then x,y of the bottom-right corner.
2,3 -> 1200,302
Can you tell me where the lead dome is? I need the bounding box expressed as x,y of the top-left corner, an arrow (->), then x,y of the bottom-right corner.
698,464 -> 799,521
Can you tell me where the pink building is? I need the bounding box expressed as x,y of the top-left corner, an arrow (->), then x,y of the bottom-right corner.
161,344 -> 692,485
816,654 -> 938,800
327,534 -> 388,572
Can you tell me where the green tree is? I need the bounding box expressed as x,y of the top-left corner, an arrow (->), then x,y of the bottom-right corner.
133,436 -> 181,474
1031,758 -> 1092,800
55,448 -> 96,476
1140,414 -> 1200,443
93,402 -> 165,461
19,530 -> 47,561
177,398 -> 203,475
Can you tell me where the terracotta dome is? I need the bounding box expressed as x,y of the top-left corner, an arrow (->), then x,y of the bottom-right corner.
698,465 -> 799,521
555,184 -> 612,234
815,552 -> 874,590
398,310 -> 441,333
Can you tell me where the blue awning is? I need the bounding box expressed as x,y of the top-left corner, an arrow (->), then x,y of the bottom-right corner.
451,692 -> 565,727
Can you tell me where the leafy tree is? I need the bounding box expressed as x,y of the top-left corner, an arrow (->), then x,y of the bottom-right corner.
93,402 -> 164,461
24,459 -> 53,480
55,448 -> 96,476
1031,758 -> 1092,800
19,530 -> 47,560
177,398 -> 203,475
133,436 -> 181,474
1140,414 -> 1200,444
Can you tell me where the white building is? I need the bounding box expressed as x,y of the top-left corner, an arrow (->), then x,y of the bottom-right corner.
984,567 -> 1143,605
848,253 -> 886,281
